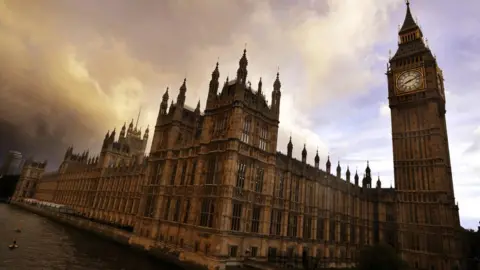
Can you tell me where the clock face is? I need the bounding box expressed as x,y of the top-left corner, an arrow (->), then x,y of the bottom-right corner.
396,70 -> 423,93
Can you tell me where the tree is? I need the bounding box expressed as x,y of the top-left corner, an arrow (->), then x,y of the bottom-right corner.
356,244 -> 407,270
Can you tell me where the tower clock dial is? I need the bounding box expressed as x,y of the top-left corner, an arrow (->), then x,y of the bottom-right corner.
396,70 -> 423,93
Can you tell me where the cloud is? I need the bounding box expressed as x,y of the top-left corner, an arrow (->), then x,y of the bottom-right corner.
0,0 -> 403,165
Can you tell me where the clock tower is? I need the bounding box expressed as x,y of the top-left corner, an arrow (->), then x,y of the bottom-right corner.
387,1 -> 462,269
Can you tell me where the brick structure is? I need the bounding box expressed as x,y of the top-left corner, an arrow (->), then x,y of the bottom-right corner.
13,2 -> 463,270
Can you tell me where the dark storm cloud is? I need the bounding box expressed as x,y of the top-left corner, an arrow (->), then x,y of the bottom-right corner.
0,0 -> 406,169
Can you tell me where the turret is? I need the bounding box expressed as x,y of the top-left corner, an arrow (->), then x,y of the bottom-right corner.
376,175 -> 382,188
326,156 -> 331,174
143,125 -> 149,140
336,161 -> 341,178
128,120 -> 134,133
346,166 -> 351,182
314,150 -> 320,169
257,77 -> 263,96
195,100 -> 201,115
271,72 -> 281,118
156,87 -> 169,126
109,128 -> 116,143
177,78 -> 187,107
301,144 -> 307,163
209,62 -> 219,95
287,136 -> 293,158
354,170 -> 359,186
236,49 -> 248,85
120,122 -> 126,138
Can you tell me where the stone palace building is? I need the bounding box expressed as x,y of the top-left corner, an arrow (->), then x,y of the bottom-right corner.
13,2 -> 463,270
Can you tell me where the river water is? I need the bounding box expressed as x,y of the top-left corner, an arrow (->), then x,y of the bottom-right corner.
0,204 -> 183,270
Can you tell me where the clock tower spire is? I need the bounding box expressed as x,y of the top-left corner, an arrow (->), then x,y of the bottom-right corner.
387,1 -> 461,269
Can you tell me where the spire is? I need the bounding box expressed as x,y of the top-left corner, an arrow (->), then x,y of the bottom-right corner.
336,161 -> 341,177
236,48 -> 248,84
314,149 -> 320,165
346,166 -> 351,182
257,77 -> 263,94
195,100 -> 201,114
162,87 -> 169,101
287,136 -> 293,157
143,125 -> 149,139
128,119 -> 134,131
399,0 -> 418,34
209,62 -> 220,96
366,160 -> 371,174
177,78 -> 187,106
354,169 -> 359,186
180,78 -> 187,93
212,61 -> 219,79
301,144 -> 307,163
135,107 -> 142,130
273,71 -> 281,91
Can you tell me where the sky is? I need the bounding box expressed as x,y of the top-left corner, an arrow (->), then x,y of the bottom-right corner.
0,0 -> 479,228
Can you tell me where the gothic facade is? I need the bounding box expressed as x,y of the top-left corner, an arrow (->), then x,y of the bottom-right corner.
13,2 -> 463,270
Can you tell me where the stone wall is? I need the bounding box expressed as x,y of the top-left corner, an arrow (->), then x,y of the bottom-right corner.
11,202 -> 209,270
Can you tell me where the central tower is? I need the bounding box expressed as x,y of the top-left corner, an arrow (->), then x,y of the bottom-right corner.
387,2 -> 462,269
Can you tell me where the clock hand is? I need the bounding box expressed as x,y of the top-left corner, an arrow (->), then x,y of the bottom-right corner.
404,78 -> 415,85
404,75 -> 420,85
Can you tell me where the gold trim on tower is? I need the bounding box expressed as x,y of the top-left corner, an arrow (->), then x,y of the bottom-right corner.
394,67 -> 425,95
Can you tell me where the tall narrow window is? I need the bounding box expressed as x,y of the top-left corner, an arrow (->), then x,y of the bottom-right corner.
153,162 -> 164,185
173,199 -> 181,222
190,160 -> 197,185
200,199 -> 215,228
183,200 -> 190,223
206,156 -> 218,185
259,125 -> 268,151
241,117 -> 251,143
170,162 -> 178,185
269,209 -> 282,236
330,220 -> 336,242
287,214 -> 298,237
303,216 -> 312,239
236,162 -> 246,189
317,218 -> 325,240
294,180 -> 300,202
231,202 -> 242,231
254,167 -> 264,193
163,198 -> 171,220
251,206 -> 261,233
180,162 -> 187,185
275,172 -> 284,198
